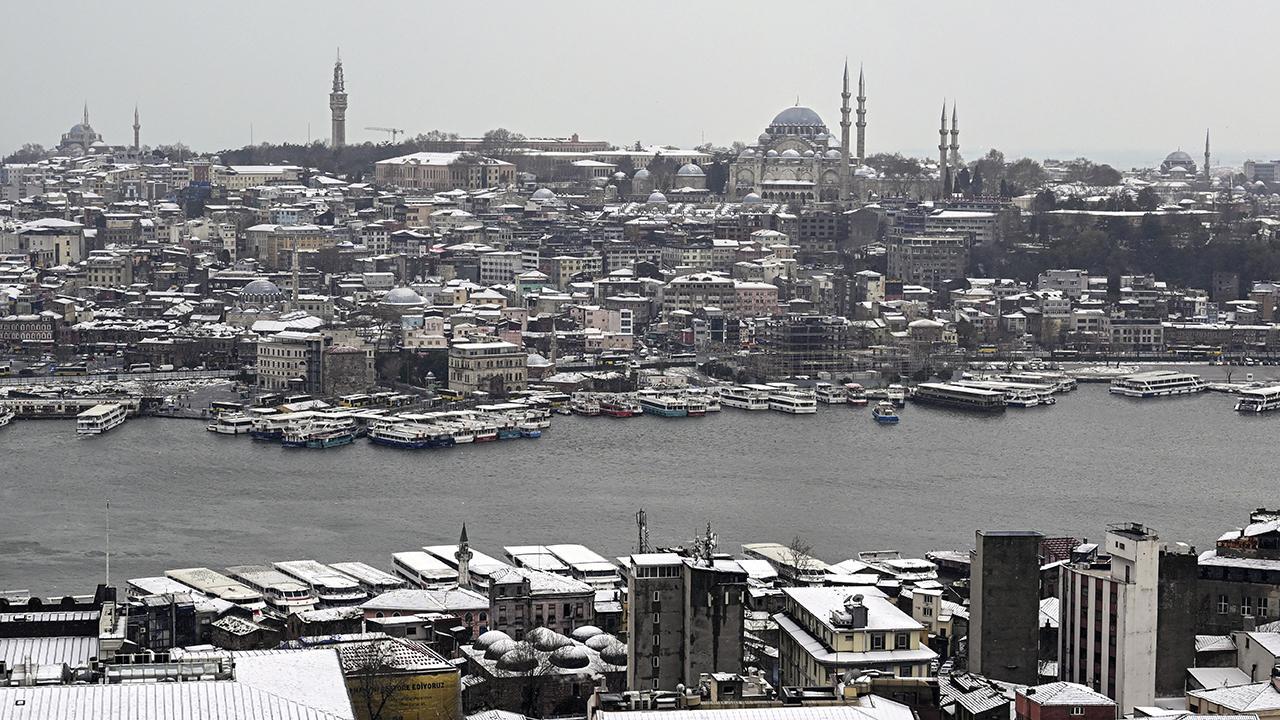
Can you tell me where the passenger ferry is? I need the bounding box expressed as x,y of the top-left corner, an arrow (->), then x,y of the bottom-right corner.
391,551 -> 458,590
1108,370 -> 1207,398
570,396 -> 601,416
910,383 -> 1007,413
686,396 -> 708,417
599,397 -> 641,418
844,383 -> 869,407
720,385 -> 771,411
886,384 -> 907,407
1234,385 -> 1280,413
226,565 -> 319,615
955,380 -> 1055,408
637,391 -> 688,417
815,382 -> 848,404
328,561 -> 407,594
273,560 -> 368,607
206,412 -> 254,435
518,422 -> 543,438
282,420 -> 357,449
249,411 -> 314,441
76,403 -> 128,435
767,385 -> 818,414
0,406 -> 14,429
165,567 -> 264,607
999,371 -> 1077,393
684,387 -> 721,412
369,421 -> 452,449
872,401 -> 900,424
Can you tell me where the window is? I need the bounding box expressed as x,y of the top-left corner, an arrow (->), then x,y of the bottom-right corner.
871,633 -> 885,650
653,591 -> 661,602
1243,597 -> 1254,617
1071,707 -> 1084,716
895,633 -> 909,649
653,613 -> 661,625
1259,597 -> 1272,618
653,634 -> 660,647
652,679 -> 660,690
923,607 -> 932,617
651,657 -> 660,668
1218,594 -> 1230,614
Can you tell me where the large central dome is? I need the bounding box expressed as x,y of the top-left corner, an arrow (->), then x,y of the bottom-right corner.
769,106 -> 826,129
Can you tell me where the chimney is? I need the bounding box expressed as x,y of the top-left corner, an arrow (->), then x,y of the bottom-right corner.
846,594 -> 869,628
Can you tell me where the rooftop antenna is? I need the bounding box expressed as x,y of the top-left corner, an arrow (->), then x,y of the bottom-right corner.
636,508 -> 650,554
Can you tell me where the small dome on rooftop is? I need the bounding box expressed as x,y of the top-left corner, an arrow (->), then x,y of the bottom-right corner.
549,645 -> 591,669
599,640 -> 628,667
570,625 -> 604,641
781,149 -> 801,159
382,287 -> 425,306
646,190 -> 668,205
485,638 -> 518,660
584,633 -> 618,651
497,645 -> 539,672
474,630 -> 511,651
531,188 -> 556,200
742,192 -> 763,205
240,279 -> 282,297
676,163 -> 704,177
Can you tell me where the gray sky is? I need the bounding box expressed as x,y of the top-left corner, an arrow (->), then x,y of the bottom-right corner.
4,0 -> 1278,168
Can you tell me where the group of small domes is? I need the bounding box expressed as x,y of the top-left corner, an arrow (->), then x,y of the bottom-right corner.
472,625 -> 626,670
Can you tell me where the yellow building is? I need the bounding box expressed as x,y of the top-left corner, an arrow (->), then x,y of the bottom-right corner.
332,635 -> 461,720
773,587 -> 937,685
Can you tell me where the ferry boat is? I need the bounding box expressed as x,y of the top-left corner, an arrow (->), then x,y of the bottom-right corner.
909,383 -> 1007,413
999,371 -> 1078,393
570,396 -> 601,416
872,401 -> 900,424
815,382 -> 847,404
497,419 -> 523,440
249,412 -> 313,441
684,387 -> 721,412
1234,385 -> 1280,413
207,412 -> 254,435
844,383 -> 869,407
686,397 -> 708,417
955,380 -> 1055,408
369,422 -> 453,449
720,385 -> 771,411
599,397 -> 641,418
637,392 -> 688,417
767,386 -> 818,415
886,384 -> 907,407
0,406 -> 14,429
76,403 -> 128,435
282,420 -> 357,449
1108,371 -> 1207,398
473,422 -> 499,442
518,422 -> 543,438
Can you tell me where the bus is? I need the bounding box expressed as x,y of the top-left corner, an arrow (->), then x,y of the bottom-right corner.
0,364 -> 10,377
54,364 -> 88,376
128,363 -> 152,373
209,401 -> 245,416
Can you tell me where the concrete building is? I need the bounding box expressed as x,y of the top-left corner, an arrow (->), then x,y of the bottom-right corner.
1198,509 -> 1280,635
970,530 -> 1045,685
622,553 -> 747,691
480,250 -> 524,285
886,233 -> 969,292
256,330 -> 326,393
774,586 -> 937,685
487,565 -> 595,639
663,273 -> 737,318
448,340 -> 527,396
373,152 -> 516,191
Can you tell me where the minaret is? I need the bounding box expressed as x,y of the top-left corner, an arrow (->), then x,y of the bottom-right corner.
455,523 -> 473,589
1204,129 -> 1211,185
939,102 -> 950,196
83,102 -> 89,127
132,105 -> 140,151
949,102 -> 960,169
839,60 -> 852,201
329,48 -> 348,149
855,64 -> 867,163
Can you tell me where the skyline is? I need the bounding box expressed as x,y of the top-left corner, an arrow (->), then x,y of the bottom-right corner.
3,0 -> 1280,168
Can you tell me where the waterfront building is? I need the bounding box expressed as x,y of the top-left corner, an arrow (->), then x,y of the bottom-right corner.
256,330 -> 327,393
360,587 -> 490,636
448,340 -> 528,396
970,530 -> 1045,685
622,552 -> 747,691
773,586 -> 937,684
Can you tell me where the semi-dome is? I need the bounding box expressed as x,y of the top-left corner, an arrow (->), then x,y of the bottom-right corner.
241,279 -> 282,297
633,168 -> 651,179
803,149 -> 815,157
780,149 -> 801,159
740,148 -> 754,157
531,187 -> 556,200
474,630 -> 511,651
570,625 -> 604,641
382,287 -> 425,306
741,192 -> 763,205
549,645 -> 591,669
497,645 -> 539,672
599,640 -> 628,667
770,106 -> 825,128
676,163 -> 705,177
584,633 -> 618,651
824,149 -> 842,159
646,190 -> 668,204
484,638 -> 518,660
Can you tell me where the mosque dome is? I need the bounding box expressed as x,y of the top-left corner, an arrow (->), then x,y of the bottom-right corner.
240,279 -> 282,297
908,318 -> 944,329
584,633 -> 618,651
531,187 -> 556,200
741,192 -> 763,205
770,106 -> 825,128
474,630 -> 512,651
633,168 -> 651,179
676,163 -> 705,177
740,148 -> 754,158
824,149 -> 842,160
528,627 -> 573,652
485,638 -> 518,660
549,645 -> 591,670
1165,150 -> 1194,165
612,171 -> 627,180
646,190 -> 668,204
570,625 -> 604,641
854,165 -> 878,178
382,287 -> 425,306
599,640 -> 628,667
765,150 -> 779,158
803,149 -> 815,158
497,645 -> 539,672
780,149 -> 801,159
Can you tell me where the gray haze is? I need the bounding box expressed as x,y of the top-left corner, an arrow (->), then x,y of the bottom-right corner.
3,0 -> 1278,168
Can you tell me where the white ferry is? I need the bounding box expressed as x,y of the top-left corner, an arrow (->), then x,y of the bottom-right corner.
226,565 -> 319,615
886,384 -> 907,407
686,396 -> 708,417
767,385 -> 818,415
273,560 -> 368,607
815,382 -> 848,404
0,406 -> 14,429
369,421 -> 451,449
684,387 -> 721,412
1108,370 -> 1207,398
570,396 -> 601,416
637,391 -> 688,418
76,403 -> 128,435
207,412 -> 254,435
249,411 -> 315,441
721,385 -> 771,411
956,380 -> 1055,408
910,383 -> 1007,413
282,419 -> 358,449
844,383 -> 869,407
999,371 -> 1077,393
1235,385 -> 1280,413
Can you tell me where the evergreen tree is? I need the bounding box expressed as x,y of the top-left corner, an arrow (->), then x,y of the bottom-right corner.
970,167 -> 984,196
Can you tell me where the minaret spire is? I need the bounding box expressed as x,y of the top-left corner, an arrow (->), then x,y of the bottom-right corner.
83,102 -> 89,127
855,64 -> 866,163
1204,128 -> 1211,185
455,523 -> 473,589
949,101 -> 960,169
939,101 -> 950,197
839,59 -> 852,202
132,105 -> 140,151
329,48 -> 348,149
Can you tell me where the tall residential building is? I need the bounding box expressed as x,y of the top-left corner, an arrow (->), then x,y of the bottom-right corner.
970,530 -> 1044,685
329,49 -> 347,149
622,553 -> 746,691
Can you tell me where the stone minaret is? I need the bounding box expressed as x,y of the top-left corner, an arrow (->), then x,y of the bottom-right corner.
949,102 -> 960,169
329,49 -> 347,149
132,105 -> 140,151
455,523 -> 472,589
83,102 -> 89,127
839,60 -> 852,200
1204,129 -> 1211,185
856,64 -> 867,163
939,102 -> 950,196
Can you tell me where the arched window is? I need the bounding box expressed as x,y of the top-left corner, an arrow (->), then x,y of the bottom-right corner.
465,612 -> 473,623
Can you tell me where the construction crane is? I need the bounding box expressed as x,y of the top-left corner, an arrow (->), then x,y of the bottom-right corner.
366,126 -> 405,143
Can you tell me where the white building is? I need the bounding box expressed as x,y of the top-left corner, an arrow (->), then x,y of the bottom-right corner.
480,250 -> 524,285
448,340 -> 527,395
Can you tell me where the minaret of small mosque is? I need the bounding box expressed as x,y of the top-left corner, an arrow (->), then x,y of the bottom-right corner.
939,102 -> 950,195
840,60 -> 852,200
329,48 -> 348,149
1204,129 -> 1211,185
949,102 -> 960,169
455,523 -> 473,588
855,64 -> 867,162
133,105 -> 140,151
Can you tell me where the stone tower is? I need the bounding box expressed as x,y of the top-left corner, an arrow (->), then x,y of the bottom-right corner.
132,105 -> 140,151
856,65 -> 867,163
840,60 -> 852,200
949,102 -> 960,170
939,102 -> 950,196
455,523 -> 472,589
329,49 -> 347,149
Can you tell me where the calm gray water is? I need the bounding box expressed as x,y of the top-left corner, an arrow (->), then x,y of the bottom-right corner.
1,369 -> 1273,594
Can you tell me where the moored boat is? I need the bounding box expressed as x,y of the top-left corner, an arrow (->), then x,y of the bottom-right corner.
815,382 -> 847,404
637,391 -> 688,418
207,412 -> 254,435
844,383 -> 869,407
1108,371 -> 1207,398
599,397 -> 641,418
872,401 -> 899,424
282,420 -> 358,449
0,406 -> 14,428
1235,385 -> 1280,413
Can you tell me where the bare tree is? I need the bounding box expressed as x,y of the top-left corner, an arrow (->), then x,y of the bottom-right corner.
784,535 -> 817,583
345,640 -> 414,720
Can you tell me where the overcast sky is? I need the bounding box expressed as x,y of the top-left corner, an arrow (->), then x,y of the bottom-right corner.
4,0 -> 1278,168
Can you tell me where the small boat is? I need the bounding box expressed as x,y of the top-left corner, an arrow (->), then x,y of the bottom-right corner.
282,420 -> 357,449
519,422 -> 542,438
886,384 -> 907,407
872,401 -> 899,424
600,398 -> 641,418
369,421 -> 453,449
0,406 -> 14,428
570,397 -> 601,416
686,397 -> 708,417
76,403 -> 128,435
207,412 -> 253,435
637,391 -> 688,418
844,383 -> 869,407
815,382 -> 847,404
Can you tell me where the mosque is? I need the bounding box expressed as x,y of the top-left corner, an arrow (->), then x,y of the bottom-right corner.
55,103 -> 143,158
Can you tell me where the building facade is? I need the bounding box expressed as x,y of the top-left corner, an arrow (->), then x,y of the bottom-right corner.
970,530 -> 1045,685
